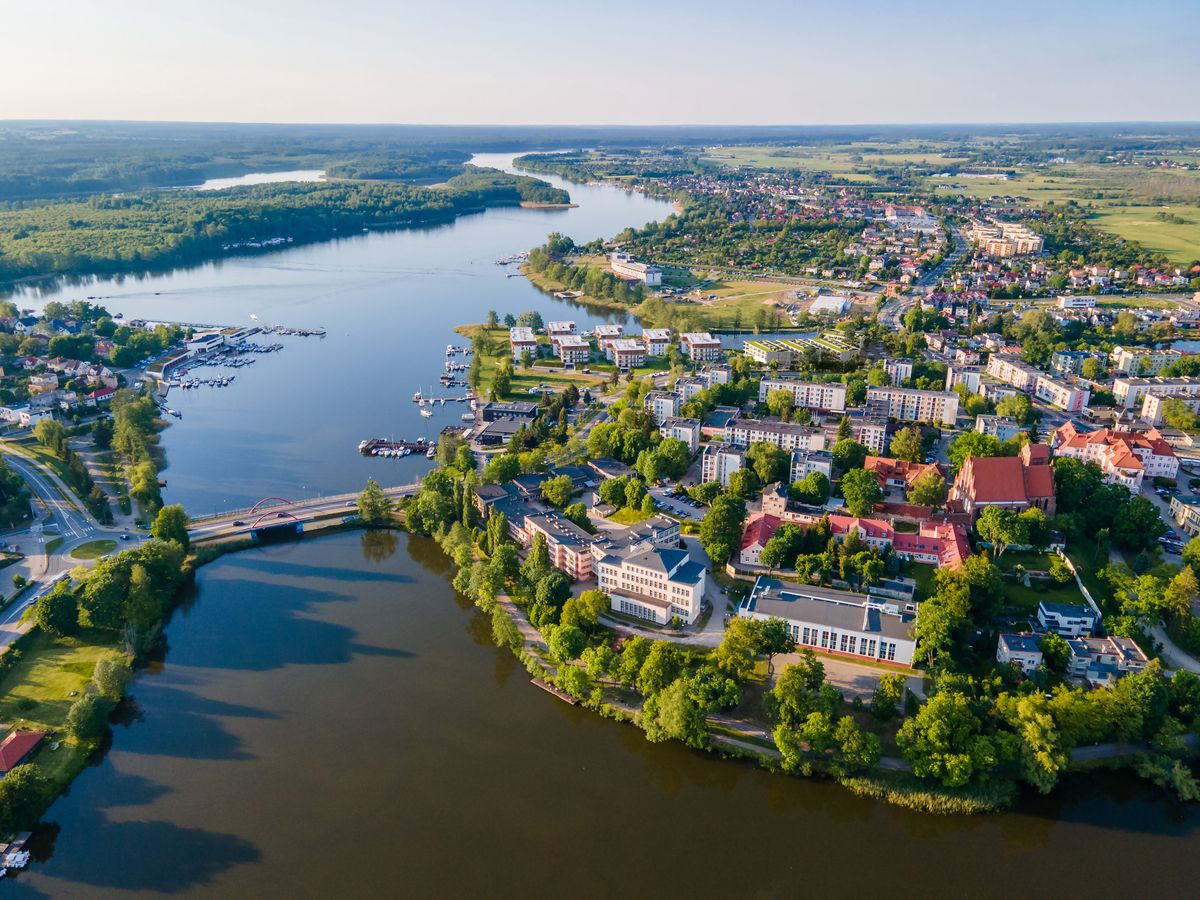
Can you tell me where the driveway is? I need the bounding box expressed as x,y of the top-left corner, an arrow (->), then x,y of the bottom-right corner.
769,648 -> 925,701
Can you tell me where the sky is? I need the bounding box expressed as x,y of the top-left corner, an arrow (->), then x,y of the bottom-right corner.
5,0 -> 1199,125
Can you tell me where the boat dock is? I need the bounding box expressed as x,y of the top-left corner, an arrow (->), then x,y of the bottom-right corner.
530,677 -> 579,705
358,438 -> 437,458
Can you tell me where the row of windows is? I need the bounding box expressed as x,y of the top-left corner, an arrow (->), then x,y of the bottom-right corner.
619,599 -> 657,621
794,625 -> 898,662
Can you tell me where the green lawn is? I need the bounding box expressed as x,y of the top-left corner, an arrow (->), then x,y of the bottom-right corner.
607,507 -> 650,526
70,539 -> 118,560
0,629 -> 122,731
1001,577 -> 1084,612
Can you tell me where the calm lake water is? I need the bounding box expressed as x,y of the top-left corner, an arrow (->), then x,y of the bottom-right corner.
4,157 -> 1200,897
193,170 -> 326,190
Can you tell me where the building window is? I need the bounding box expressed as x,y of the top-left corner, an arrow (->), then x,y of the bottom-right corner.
847,636 -> 856,655
821,631 -> 829,649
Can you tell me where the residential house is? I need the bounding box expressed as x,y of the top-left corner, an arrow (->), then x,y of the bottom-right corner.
1051,422 -> 1178,489
996,633 -> 1044,675
701,443 -> 744,487
680,332 -> 722,362
1037,600 -> 1098,638
660,417 -> 701,453
739,513 -> 781,566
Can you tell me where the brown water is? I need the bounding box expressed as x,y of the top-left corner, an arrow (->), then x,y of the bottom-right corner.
8,531 -> 1200,898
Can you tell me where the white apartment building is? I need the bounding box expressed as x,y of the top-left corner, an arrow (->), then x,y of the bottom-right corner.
945,365 -> 984,394
555,335 -> 590,367
856,418 -> 889,454
725,417 -> 826,452
883,359 -> 914,385
594,544 -> 706,624
609,251 -> 662,286
609,339 -> 646,370
986,354 -> 1041,392
975,415 -> 1024,442
1034,375 -> 1090,412
698,364 -> 731,387
680,332 -> 722,362
701,443 -> 744,487
967,219 -> 1044,257
509,327 -> 538,361
642,328 -> 672,356
1113,376 -> 1200,410
644,390 -> 682,425
546,321 -> 577,342
790,449 -> 834,483
1110,345 -> 1185,376
758,378 -> 848,413
1056,295 -> 1096,309
865,386 -> 959,427
660,417 -> 701,453
674,376 -> 707,400
1141,391 -> 1200,426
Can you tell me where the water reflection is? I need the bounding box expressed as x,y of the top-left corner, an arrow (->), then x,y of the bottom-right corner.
360,529 -> 399,563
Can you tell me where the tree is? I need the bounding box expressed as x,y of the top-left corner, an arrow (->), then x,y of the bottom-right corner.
975,506 -> 1027,559
1162,398 -> 1199,432
906,470 -> 947,508
521,532 -> 552,585
356,479 -> 394,526
546,624 -> 586,662
897,690 -> 998,788
67,691 -> 112,741
34,584 -> 77,636
540,474 -> 575,507
791,471 -> 830,506
642,677 -> 707,749
755,618 -> 796,675
997,693 -> 1069,794
764,388 -> 796,422
870,672 -> 906,721
746,441 -> 789,485
33,418 -> 67,455
563,502 -> 593,534
151,504 -> 190,551
837,416 -> 853,442
948,431 -> 1002,471
1039,633 -> 1070,671
637,641 -> 681,696
92,657 -> 131,701
712,616 -> 760,681
1112,496 -> 1166,552
840,468 -> 883,517
555,664 -> 593,702
768,649 -> 836,728
832,716 -> 881,777
639,492 -> 657,515
1048,555 -> 1074,585
995,394 -> 1033,425
889,426 -> 924,463
831,438 -> 868,473
726,468 -> 760,500
699,494 -> 747,565
0,765 -> 50,833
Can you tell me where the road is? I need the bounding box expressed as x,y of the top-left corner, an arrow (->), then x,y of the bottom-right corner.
187,483 -> 421,541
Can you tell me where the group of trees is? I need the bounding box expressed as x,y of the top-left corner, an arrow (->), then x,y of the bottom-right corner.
525,233 -> 647,307
759,520 -> 888,589
33,418 -> 112,524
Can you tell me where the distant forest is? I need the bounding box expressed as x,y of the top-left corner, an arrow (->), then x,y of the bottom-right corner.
5,120 -> 1200,201
0,166 -> 567,283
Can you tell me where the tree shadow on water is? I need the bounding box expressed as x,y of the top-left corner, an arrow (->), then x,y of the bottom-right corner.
9,815 -> 261,895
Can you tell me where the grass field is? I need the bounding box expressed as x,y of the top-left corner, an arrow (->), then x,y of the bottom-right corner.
924,163 -> 1200,265
607,507 -> 651,526
704,144 -> 970,181
0,629 -> 121,731
453,324 -> 608,400
70,539 -> 118,560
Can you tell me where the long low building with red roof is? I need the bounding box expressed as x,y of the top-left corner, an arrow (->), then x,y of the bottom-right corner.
1051,422 -> 1178,490
0,730 -> 47,776
864,456 -> 945,492
745,506 -> 969,569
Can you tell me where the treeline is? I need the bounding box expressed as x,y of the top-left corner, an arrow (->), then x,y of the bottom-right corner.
445,166 -> 570,206
32,419 -> 113,524
0,170 -> 567,284
110,391 -> 166,517
0,457 -> 30,529
526,233 -> 646,306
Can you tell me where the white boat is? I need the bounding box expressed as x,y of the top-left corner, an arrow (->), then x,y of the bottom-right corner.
421,407 -> 433,418
461,413 -> 474,421
412,391 -> 422,402
426,447 -> 436,459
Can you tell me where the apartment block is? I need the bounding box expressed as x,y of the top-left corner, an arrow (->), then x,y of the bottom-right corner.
865,385 -> 959,427
758,378 -> 848,412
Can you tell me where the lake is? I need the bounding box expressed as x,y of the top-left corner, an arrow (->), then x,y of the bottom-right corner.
193,170 -> 327,190
4,157 -> 1200,897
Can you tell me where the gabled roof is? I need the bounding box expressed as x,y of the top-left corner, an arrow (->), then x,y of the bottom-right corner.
741,514 -> 781,552
0,730 -> 46,773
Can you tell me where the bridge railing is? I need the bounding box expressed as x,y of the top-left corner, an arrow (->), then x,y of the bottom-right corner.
188,483 -> 422,523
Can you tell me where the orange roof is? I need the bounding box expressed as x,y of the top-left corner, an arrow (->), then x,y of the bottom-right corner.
0,730 -> 46,773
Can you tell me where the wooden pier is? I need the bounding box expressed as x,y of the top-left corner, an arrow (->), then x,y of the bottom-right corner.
531,677 -> 579,705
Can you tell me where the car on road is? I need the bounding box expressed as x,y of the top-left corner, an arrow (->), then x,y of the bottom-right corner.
276,512 -> 289,519
233,520 -> 247,527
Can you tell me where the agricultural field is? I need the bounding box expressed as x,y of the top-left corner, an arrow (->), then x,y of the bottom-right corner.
703,143 -> 971,181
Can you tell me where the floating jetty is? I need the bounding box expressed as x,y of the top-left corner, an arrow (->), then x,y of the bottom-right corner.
495,251 -> 529,265
531,677 -> 579,705
358,438 -> 436,457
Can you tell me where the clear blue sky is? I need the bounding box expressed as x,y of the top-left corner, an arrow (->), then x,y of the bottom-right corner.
6,0 -> 1198,124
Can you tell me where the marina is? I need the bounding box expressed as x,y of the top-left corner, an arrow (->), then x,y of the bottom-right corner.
358,438 -> 438,457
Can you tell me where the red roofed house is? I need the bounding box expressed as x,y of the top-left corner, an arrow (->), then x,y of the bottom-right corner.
893,521 -> 971,569
1051,422 -> 1178,490
0,730 -> 47,776
864,456 -> 944,493
740,513 -> 781,566
949,443 -> 1056,522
